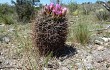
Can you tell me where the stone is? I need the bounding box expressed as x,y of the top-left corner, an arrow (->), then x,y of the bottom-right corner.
107,25 -> 110,29
95,37 -> 110,46
95,40 -> 103,45
0,24 -> 5,27
58,67 -> 69,70
99,37 -> 110,42
104,42 -> 110,47
97,46 -> 104,51
43,67 -> 49,70
95,55 -> 104,63
8,28 -> 15,32
58,61 -> 62,65
2,36 -> 10,43
66,42 -> 72,45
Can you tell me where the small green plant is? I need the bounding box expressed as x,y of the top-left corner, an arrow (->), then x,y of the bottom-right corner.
95,9 -> 110,21
44,52 -> 53,67
68,1 -> 78,14
82,3 -> 93,15
12,0 -> 35,22
0,3 -> 15,23
0,3 -> 14,15
74,22 -> 91,45
1,15 -> 15,25
72,9 -> 80,16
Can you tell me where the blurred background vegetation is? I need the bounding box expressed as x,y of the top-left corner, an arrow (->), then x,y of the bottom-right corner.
0,0 -> 110,24
0,0 -> 110,44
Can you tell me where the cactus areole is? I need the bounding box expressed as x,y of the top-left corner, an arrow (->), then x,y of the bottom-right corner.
33,3 -> 68,56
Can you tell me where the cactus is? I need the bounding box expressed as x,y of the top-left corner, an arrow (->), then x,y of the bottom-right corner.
32,3 -> 68,56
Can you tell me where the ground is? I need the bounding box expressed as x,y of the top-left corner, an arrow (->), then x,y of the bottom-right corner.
0,15 -> 110,70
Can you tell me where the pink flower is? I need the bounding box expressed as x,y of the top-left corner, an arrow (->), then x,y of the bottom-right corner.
57,11 -> 62,17
62,7 -> 67,16
49,3 -> 54,10
55,4 -> 61,11
43,3 -> 67,17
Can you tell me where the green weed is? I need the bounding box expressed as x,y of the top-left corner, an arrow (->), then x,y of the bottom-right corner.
74,22 -> 91,45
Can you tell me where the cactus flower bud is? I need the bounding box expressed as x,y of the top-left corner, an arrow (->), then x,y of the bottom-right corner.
49,3 -> 54,10
44,5 -> 50,14
62,7 -> 67,16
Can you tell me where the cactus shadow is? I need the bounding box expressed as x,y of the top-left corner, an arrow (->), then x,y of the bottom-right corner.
53,44 -> 77,58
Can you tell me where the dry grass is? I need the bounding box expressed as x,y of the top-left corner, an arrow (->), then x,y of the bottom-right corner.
74,22 -> 91,45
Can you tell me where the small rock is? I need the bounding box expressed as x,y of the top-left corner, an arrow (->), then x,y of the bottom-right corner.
8,28 -> 15,32
99,37 -> 110,42
95,37 -> 110,45
43,67 -> 48,70
5,60 -> 10,65
107,25 -> 110,29
24,35 -> 27,38
0,24 -> 5,27
66,42 -> 72,45
58,62 -> 62,65
96,57 -> 104,63
2,36 -> 10,43
104,43 -> 110,47
97,46 -> 104,51
58,67 -> 69,70
95,40 -> 103,45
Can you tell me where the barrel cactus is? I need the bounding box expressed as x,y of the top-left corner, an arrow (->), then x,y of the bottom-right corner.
33,3 -> 68,56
